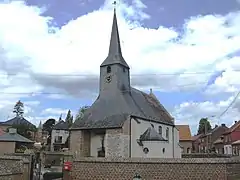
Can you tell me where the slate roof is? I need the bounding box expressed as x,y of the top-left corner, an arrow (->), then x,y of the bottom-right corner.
72,9 -> 174,130
0,131 -> 33,143
1,116 -> 35,129
223,120 -> 240,135
100,9 -> 129,68
140,127 -> 167,141
176,125 -> 192,141
53,120 -> 69,130
72,88 -> 174,129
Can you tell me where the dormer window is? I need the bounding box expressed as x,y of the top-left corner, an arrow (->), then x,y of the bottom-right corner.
107,66 -> 111,73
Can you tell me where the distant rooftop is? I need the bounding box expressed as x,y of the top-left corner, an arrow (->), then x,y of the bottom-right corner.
0,116 -> 36,129
53,120 -> 69,130
176,125 -> 192,141
0,128 -> 33,143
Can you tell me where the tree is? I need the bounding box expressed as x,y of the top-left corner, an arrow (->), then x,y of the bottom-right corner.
43,118 -> 56,145
197,118 -> 212,135
13,100 -> 24,117
65,110 -> 73,128
75,106 -> 90,122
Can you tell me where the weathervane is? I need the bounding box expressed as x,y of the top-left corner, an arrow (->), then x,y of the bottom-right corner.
112,1 -> 117,10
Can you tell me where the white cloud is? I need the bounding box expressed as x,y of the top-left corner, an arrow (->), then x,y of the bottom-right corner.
0,0 -> 240,131
41,108 -> 68,115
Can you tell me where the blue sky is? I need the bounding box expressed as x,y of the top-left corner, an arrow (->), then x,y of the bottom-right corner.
0,0 -> 240,134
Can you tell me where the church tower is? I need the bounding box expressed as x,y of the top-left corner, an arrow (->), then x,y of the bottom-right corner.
99,8 -> 130,95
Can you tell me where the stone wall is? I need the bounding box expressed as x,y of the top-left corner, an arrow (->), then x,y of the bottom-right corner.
70,130 -> 90,157
0,156 -> 25,180
105,128 -> 128,157
69,157 -> 240,180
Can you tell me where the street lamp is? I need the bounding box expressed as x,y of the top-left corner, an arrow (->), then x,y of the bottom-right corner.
133,173 -> 142,180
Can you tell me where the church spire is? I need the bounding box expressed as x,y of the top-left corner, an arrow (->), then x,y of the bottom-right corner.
100,2 -> 129,68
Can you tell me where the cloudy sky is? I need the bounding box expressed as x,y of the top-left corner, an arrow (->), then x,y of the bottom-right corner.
0,0 -> 240,134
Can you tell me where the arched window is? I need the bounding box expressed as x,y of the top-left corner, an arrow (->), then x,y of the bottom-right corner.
166,127 -> 169,140
107,66 -> 111,73
158,126 -> 162,135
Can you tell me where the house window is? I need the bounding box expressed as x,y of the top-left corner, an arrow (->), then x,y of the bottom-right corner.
166,128 -> 169,140
107,66 -> 111,73
158,126 -> 162,135
65,131 -> 68,134
123,68 -> 125,72
54,136 -> 62,143
56,130 -> 60,133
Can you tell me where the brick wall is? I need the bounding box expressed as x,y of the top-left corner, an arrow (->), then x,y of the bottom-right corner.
68,157 -> 240,180
0,156 -> 25,180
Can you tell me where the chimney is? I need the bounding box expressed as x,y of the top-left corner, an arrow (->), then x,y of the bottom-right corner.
9,128 -> 17,134
150,88 -> 153,94
221,124 -> 226,127
235,121 -> 237,124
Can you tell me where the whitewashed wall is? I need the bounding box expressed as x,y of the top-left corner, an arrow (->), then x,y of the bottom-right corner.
131,118 -> 181,158
51,129 -> 69,151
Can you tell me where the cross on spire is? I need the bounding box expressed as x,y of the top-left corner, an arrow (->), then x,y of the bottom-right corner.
112,1 -> 117,8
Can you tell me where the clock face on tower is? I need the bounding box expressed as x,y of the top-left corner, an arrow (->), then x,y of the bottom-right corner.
105,75 -> 112,83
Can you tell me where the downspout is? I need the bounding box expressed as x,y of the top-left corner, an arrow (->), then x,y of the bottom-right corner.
129,116 -> 132,158
172,126 -> 175,158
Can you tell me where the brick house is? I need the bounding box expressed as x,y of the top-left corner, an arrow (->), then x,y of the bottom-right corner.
199,124 -> 228,153
213,135 -> 225,154
176,125 -> 192,153
223,120 -> 240,155
69,9 -> 181,158
192,133 -> 203,153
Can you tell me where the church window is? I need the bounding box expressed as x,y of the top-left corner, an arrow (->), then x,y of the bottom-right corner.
166,127 -> 169,140
162,148 -> 165,154
158,126 -> 162,135
107,66 -> 111,73
123,67 -> 125,72
143,147 -> 149,154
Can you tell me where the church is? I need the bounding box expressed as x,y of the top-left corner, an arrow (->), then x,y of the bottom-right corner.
69,8 -> 181,158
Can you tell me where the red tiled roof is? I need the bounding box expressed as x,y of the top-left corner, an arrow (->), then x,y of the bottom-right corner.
192,133 -> 203,141
176,125 -> 192,141
223,120 -> 240,134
